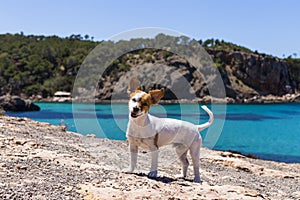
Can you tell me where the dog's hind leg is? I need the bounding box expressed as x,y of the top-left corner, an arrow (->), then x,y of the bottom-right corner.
175,144 -> 189,178
189,137 -> 202,183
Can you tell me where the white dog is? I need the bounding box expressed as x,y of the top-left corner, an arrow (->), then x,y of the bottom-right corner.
123,78 -> 214,183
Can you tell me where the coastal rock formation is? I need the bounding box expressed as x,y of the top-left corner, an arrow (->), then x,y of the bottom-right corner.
94,49 -> 299,103
0,95 -> 40,112
0,116 -> 299,199
208,49 -> 295,101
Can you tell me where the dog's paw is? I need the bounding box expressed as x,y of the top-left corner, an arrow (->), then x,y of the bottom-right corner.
147,170 -> 158,178
193,177 -> 202,183
175,173 -> 186,179
122,167 -> 134,174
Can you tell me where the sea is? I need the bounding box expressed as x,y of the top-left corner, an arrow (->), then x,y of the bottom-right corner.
6,102 -> 300,163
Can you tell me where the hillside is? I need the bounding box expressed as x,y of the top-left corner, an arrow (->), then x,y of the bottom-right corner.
0,34 -> 99,97
0,33 -> 300,103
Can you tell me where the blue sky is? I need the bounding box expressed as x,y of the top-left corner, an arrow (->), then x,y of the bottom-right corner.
0,0 -> 299,58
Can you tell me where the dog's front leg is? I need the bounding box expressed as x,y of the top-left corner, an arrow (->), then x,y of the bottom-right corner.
122,142 -> 138,173
148,147 -> 158,178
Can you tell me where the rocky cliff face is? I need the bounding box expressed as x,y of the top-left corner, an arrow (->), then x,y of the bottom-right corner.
208,49 -> 295,101
95,49 -> 299,103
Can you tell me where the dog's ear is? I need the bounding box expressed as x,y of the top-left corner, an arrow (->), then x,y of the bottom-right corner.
127,77 -> 141,94
149,88 -> 164,105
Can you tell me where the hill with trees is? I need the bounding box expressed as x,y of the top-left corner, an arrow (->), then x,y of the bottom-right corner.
0,33 -> 299,103
0,34 -> 99,97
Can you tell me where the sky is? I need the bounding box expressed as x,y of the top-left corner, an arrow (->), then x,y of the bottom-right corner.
0,0 -> 299,58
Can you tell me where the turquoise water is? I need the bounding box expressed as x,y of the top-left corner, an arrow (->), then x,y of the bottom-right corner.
6,102 -> 300,163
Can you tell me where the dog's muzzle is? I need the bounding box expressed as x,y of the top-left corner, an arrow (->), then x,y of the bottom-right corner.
130,107 -> 141,118
131,107 -> 142,118
130,112 -> 141,118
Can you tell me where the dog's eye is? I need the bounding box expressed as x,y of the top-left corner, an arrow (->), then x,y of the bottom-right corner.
141,102 -> 148,107
132,98 -> 137,102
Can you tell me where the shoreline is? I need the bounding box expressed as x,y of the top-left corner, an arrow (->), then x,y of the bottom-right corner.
2,93 -> 300,113
36,100 -> 300,105
35,92 -> 300,104
4,100 -> 300,164
4,102 -> 300,164
32,92 -> 300,105
5,110 -> 299,164
0,115 -> 299,199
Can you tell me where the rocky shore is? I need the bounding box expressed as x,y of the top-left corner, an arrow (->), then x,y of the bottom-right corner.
0,115 -> 299,199
0,95 -> 40,112
29,92 -> 300,104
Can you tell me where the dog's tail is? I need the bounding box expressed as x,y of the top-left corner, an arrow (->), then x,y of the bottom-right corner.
197,105 -> 214,131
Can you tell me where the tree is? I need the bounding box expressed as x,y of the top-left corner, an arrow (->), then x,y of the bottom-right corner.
203,38 -> 214,47
293,53 -> 297,58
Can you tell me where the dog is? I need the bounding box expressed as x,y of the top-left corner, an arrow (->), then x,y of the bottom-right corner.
123,78 -> 214,183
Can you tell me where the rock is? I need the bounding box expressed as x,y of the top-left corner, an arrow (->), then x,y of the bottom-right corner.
15,164 -> 28,170
0,95 -> 40,112
92,49 -> 299,103
293,93 -> 300,102
207,49 -> 295,98
0,115 -> 299,199
291,191 -> 300,199
15,139 -> 27,145
226,97 -> 236,104
86,134 -> 96,138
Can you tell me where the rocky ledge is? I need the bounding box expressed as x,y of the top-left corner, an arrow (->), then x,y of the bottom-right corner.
0,95 -> 40,112
0,116 -> 299,199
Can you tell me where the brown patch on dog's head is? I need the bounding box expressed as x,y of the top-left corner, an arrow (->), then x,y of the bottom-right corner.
128,88 -> 164,118
138,88 -> 164,113
139,93 -> 151,113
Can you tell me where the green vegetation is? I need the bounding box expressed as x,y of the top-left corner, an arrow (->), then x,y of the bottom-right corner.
200,38 -> 253,53
0,33 -> 299,98
0,33 -> 98,97
285,57 -> 300,89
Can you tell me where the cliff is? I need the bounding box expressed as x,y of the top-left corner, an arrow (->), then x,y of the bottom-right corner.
208,49 -> 300,103
0,116 -> 299,199
96,48 -> 300,103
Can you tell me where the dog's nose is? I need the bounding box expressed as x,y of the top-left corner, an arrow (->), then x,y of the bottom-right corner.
133,107 -> 139,113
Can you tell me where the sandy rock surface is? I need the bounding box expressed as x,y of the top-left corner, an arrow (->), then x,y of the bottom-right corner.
0,116 -> 299,199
